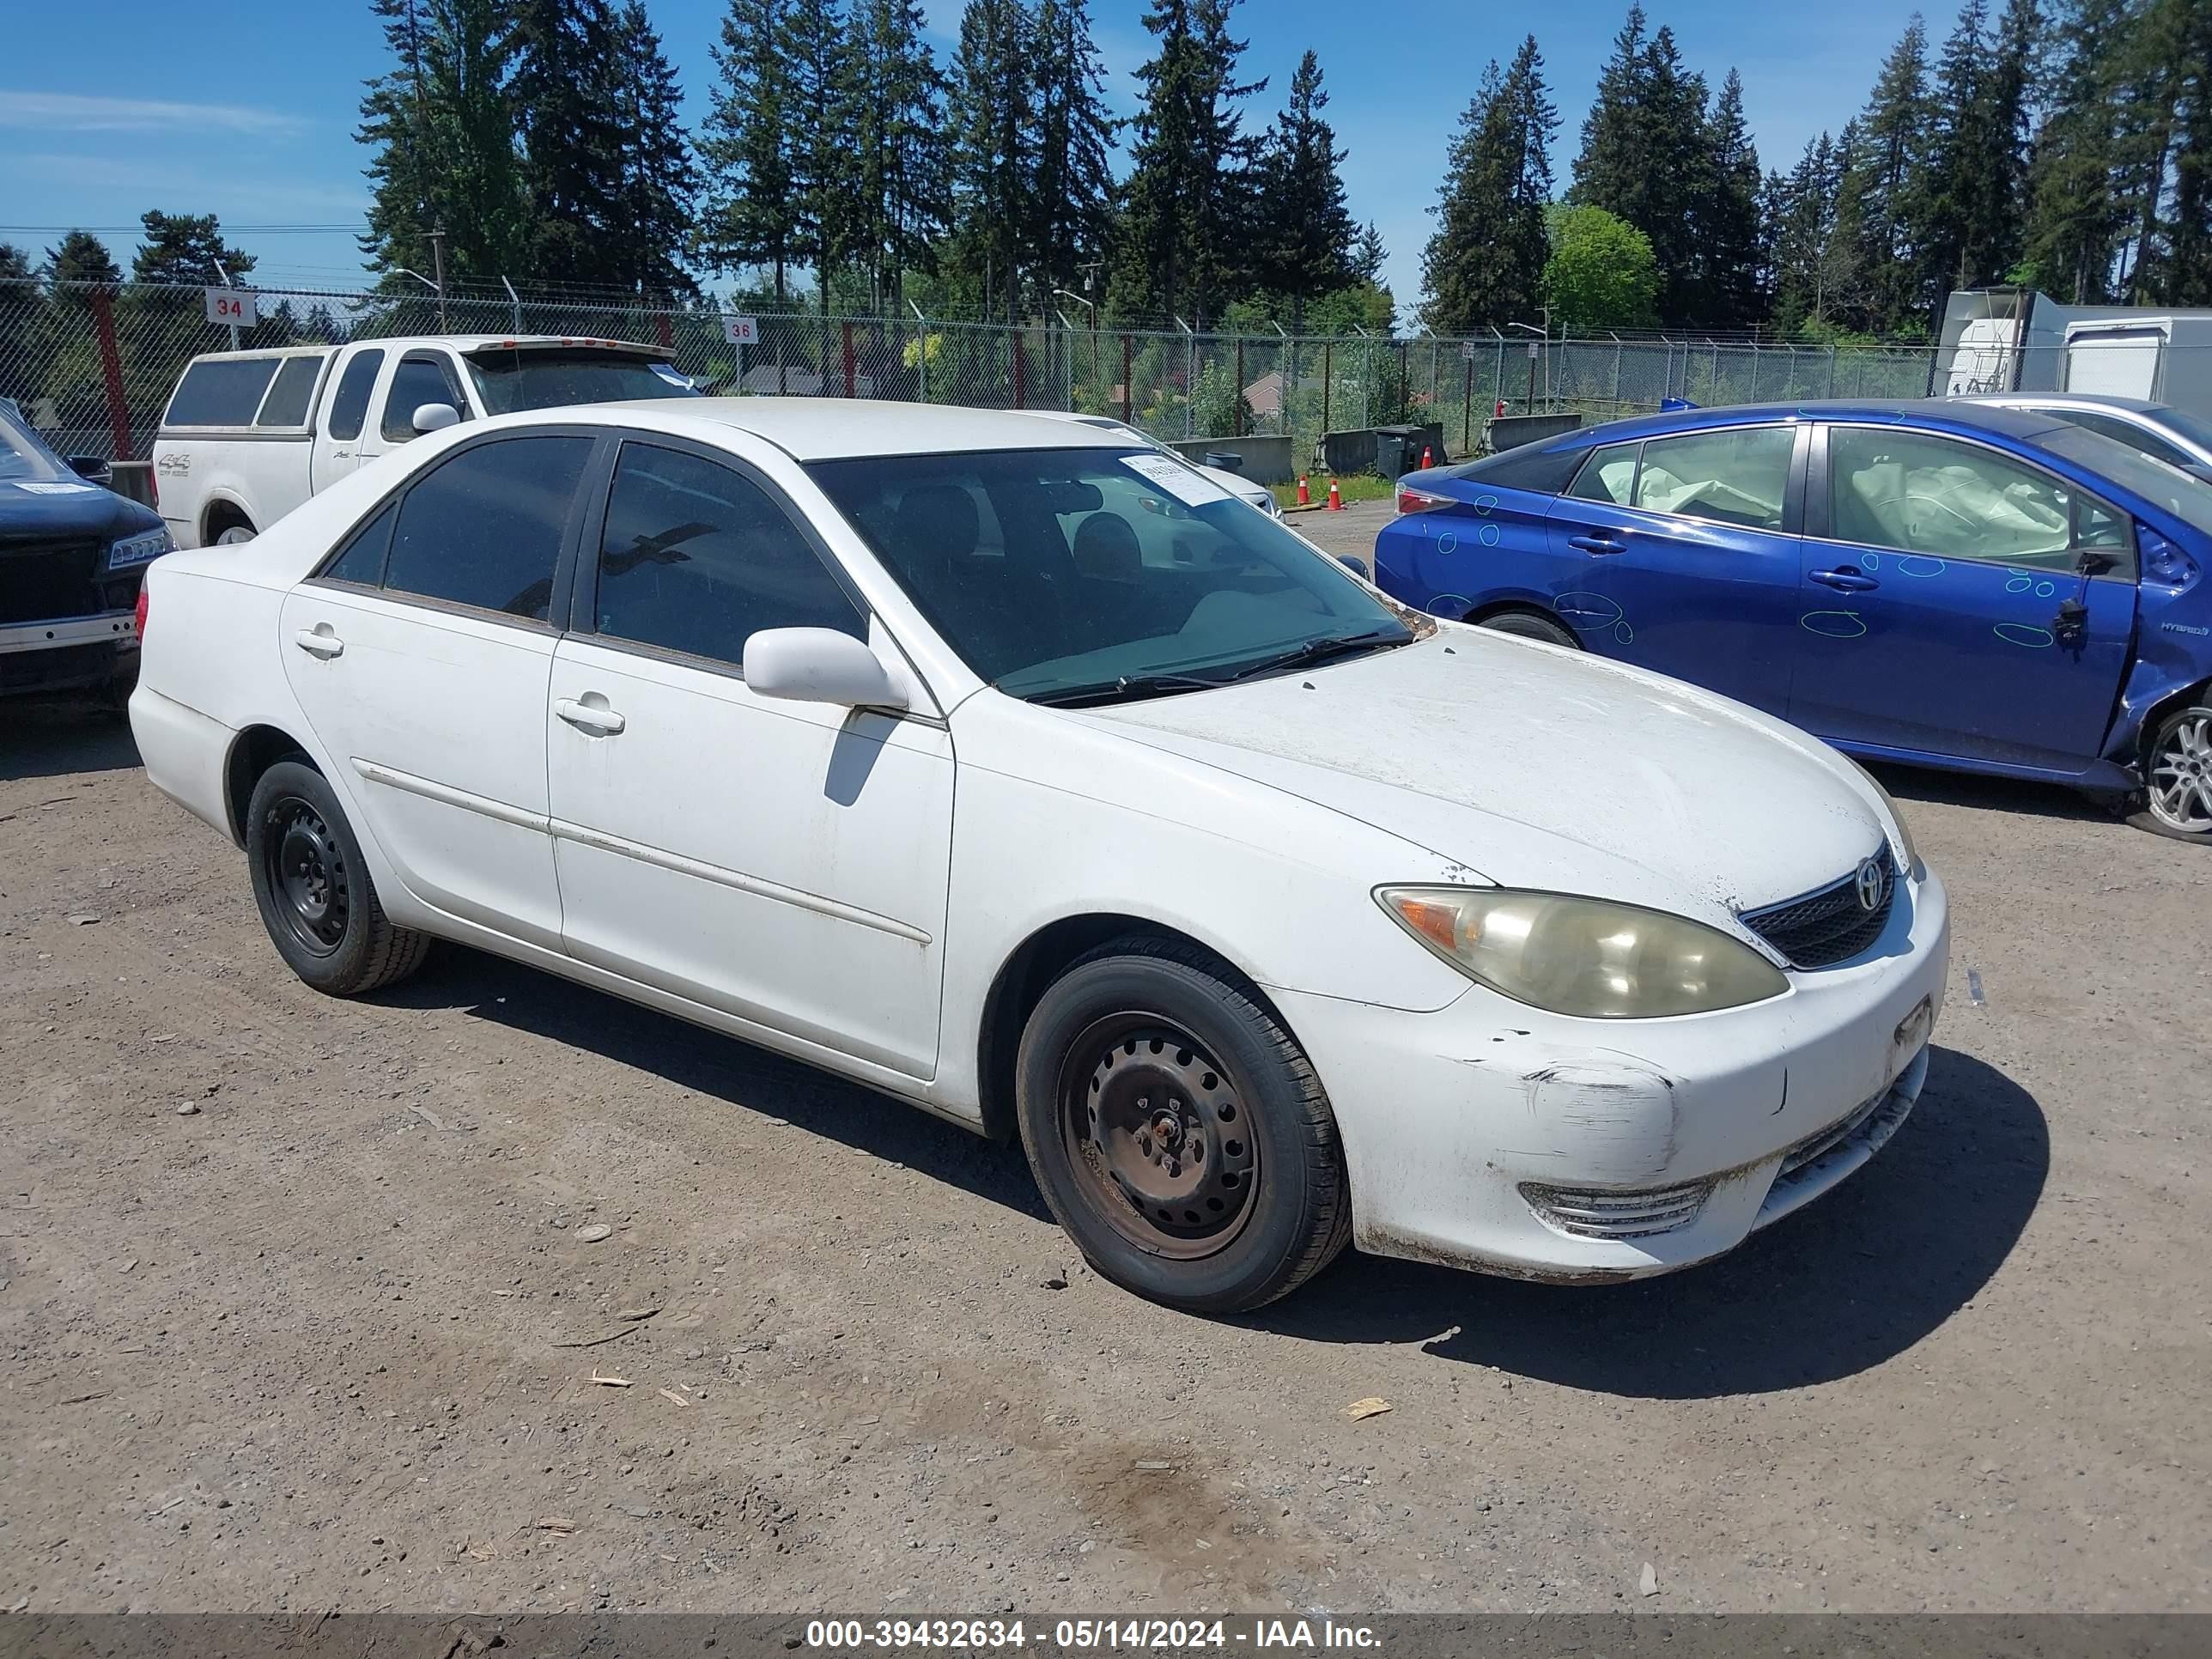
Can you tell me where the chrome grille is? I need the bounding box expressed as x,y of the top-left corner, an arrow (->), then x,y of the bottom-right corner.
1740,845 -> 1897,969
1520,1177 -> 1714,1240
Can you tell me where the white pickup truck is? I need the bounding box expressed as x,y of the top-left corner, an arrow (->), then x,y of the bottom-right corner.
152,335 -> 699,547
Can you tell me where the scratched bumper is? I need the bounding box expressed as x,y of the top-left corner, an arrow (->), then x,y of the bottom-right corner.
1273,866 -> 1951,1282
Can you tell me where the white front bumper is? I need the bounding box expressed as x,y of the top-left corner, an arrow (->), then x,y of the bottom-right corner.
1276,867 -> 1953,1282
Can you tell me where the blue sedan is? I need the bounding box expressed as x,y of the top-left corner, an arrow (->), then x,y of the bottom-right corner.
1373,400 -> 2212,842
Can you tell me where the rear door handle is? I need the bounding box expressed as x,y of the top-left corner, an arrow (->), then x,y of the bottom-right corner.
555,696 -> 627,737
1568,534 -> 1626,556
292,625 -> 343,659
1810,568 -> 1880,592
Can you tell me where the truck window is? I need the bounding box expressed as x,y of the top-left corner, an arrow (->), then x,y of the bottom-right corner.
466,350 -> 698,412
326,350 -> 384,441
254,355 -> 327,428
167,357 -> 282,427
382,354 -> 467,442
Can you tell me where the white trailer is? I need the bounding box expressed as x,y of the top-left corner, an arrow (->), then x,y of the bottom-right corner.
2062,314 -> 2212,416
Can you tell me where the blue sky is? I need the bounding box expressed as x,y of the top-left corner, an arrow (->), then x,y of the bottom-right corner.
0,0 -> 1933,314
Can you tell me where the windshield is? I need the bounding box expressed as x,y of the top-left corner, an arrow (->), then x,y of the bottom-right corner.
808,447 -> 1413,702
0,403 -> 71,483
465,350 -> 700,414
2038,425 -> 2212,538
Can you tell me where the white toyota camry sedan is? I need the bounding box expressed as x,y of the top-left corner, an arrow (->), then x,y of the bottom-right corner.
130,398 -> 1949,1313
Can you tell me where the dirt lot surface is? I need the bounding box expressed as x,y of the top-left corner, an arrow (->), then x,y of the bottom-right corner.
3,695 -> 2208,1619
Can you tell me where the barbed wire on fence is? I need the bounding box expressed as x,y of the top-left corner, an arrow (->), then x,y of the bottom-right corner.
3,276 -> 1957,464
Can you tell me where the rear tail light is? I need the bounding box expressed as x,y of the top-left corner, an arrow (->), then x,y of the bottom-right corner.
1397,487 -> 1453,515
134,584 -> 149,646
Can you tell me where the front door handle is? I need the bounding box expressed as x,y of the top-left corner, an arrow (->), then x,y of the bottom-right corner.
1568,534 -> 1626,556
555,696 -> 627,737
292,624 -> 343,659
1810,568 -> 1881,592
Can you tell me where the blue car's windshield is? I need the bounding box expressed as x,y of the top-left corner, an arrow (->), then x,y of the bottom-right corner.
0,403 -> 72,483
2039,425 -> 2212,537
809,447 -> 1414,701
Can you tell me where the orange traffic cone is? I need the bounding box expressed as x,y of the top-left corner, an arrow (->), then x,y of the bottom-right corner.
1326,477 -> 1344,512
1420,444 -> 1434,469
1296,474 -> 1310,507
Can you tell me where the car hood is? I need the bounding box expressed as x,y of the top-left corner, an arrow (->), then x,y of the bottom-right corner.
0,476 -> 160,547
1200,464 -> 1273,510
1076,628 -> 1887,920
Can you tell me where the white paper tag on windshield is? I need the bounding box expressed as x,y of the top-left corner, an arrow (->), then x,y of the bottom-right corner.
16,480 -> 99,495
1121,453 -> 1231,507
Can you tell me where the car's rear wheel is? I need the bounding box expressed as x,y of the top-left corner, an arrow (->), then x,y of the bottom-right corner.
1474,608 -> 1578,647
2132,702 -> 2212,843
245,760 -> 431,994
1015,939 -> 1352,1314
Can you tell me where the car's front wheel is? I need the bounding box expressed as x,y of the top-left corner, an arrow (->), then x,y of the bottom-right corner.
245,759 -> 431,994
1015,939 -> 1352,1314
2133,702 -> 2212,843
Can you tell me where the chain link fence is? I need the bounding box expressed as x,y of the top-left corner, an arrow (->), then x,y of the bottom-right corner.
3,276 -> 1962,467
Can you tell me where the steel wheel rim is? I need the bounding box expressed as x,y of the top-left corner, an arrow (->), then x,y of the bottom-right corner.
263,795 -> 349,956
1057,1014 -> 1258,1261
2148,714 -> 2212,835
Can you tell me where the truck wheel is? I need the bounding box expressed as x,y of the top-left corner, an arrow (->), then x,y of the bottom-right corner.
1015,937 -> 1352,1315
2131,702 -> 2212,843
245,760 -> 432,994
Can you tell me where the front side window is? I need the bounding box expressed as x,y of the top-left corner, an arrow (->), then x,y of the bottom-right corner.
808,447 -> 1413,702
325,349 -> 384,441
593,443 -> 864,666
1828,427 -> 2112,571
383,435 -> 594,621
382,354 -> 467,442
1633,427 -> 1793,530
1566,442 -> 1639,506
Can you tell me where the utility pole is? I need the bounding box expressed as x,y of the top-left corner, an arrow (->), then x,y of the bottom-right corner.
214,261 -> 240,350
428,223 -> 448,332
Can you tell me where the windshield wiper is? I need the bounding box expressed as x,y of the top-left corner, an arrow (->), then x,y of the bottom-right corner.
1024,672 -> 1227,708
1216,629 -> 1411,684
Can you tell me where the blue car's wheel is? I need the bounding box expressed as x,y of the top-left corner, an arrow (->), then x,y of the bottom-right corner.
2134,703 -> 2212,843
1476,609 -> 1578,648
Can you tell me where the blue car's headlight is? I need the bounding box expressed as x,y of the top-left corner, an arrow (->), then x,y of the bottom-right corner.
107,528 -> 173,569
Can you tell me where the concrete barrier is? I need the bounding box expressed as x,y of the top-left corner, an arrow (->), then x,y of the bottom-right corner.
1321,423 -> 1445,478
1167,434 -> 1294,484
1486,412 -> 1584,452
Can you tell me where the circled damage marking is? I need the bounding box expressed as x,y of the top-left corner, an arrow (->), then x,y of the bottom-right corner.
1801,610 -> 1868,638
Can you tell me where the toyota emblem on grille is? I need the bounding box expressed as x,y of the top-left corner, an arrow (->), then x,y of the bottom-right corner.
1854,856 -> 1887,913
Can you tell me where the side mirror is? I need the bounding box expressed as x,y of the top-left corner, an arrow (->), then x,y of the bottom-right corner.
412,402 -> 461,434
68,455 -> 112,483
1336,554 -> 1367,575
744,628 -> 908,710
1202,451 -> 1247,473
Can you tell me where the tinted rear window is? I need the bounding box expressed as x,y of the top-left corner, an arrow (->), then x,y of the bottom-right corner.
1449,442 -> 1586,494
166,357 -> 282,427
384,435 -> 595,620
254,355 -> 327,428
465,351 -> 699,413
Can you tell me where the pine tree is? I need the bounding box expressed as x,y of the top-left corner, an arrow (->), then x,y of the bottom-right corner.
1768,130 -> 1859,331
843,0 -> 952,310
699,0 -> 801,301
949,0 -> 1032,324
1249,51 -> 1358,334
509,0 -> 628,286
609,2 -> 700,299
1698,69 -> 1764,326
1570,12 -> 1710,323
1421,38 -> 1556,333
1919,0 -> 2036,309
45,230 -> 121,289
1353,222 -> 1387,284
131,213 -> 255,287
2024,0 -> 2132,301
1838,16 -> 1936,331
1571,8 -> 1651,215
786,0 -> 858,312
2162,0 -> 2212,302
1109,0 -> 1267,327
1027,0 -> 1118,317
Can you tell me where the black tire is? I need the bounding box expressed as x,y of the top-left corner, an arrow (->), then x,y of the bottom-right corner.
1014,937 -> 1352,1315
2129,701 -> 2212,844
244,759 -> 431,995
1474,608 -> 1578,647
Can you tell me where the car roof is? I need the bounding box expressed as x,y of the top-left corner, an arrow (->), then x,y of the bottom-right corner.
1552,398 -> 2074,449
1956,392 -> 2166,416
574,397 -> 1140,460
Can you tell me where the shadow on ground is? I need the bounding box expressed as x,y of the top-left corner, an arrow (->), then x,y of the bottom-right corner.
1261,1045 -> 2046,1397
1866,758 -> 2120,825
384,941 -> 1054,1224
1,700 -> 140,783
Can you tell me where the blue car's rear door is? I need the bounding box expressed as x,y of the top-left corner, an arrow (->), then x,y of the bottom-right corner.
1790,422 -> 2136,773
1541,422 -> 1808,717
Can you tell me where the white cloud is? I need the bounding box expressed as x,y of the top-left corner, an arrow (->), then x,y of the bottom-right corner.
0,90 -> 307,136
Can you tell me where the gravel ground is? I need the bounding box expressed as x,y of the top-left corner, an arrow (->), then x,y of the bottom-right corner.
2,684 -> 2208,1618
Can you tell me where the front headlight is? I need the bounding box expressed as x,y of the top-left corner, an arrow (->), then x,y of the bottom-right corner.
1376,886 -> 1790,1018
107,527 -> 174,569
1842,756 -> 1921,878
